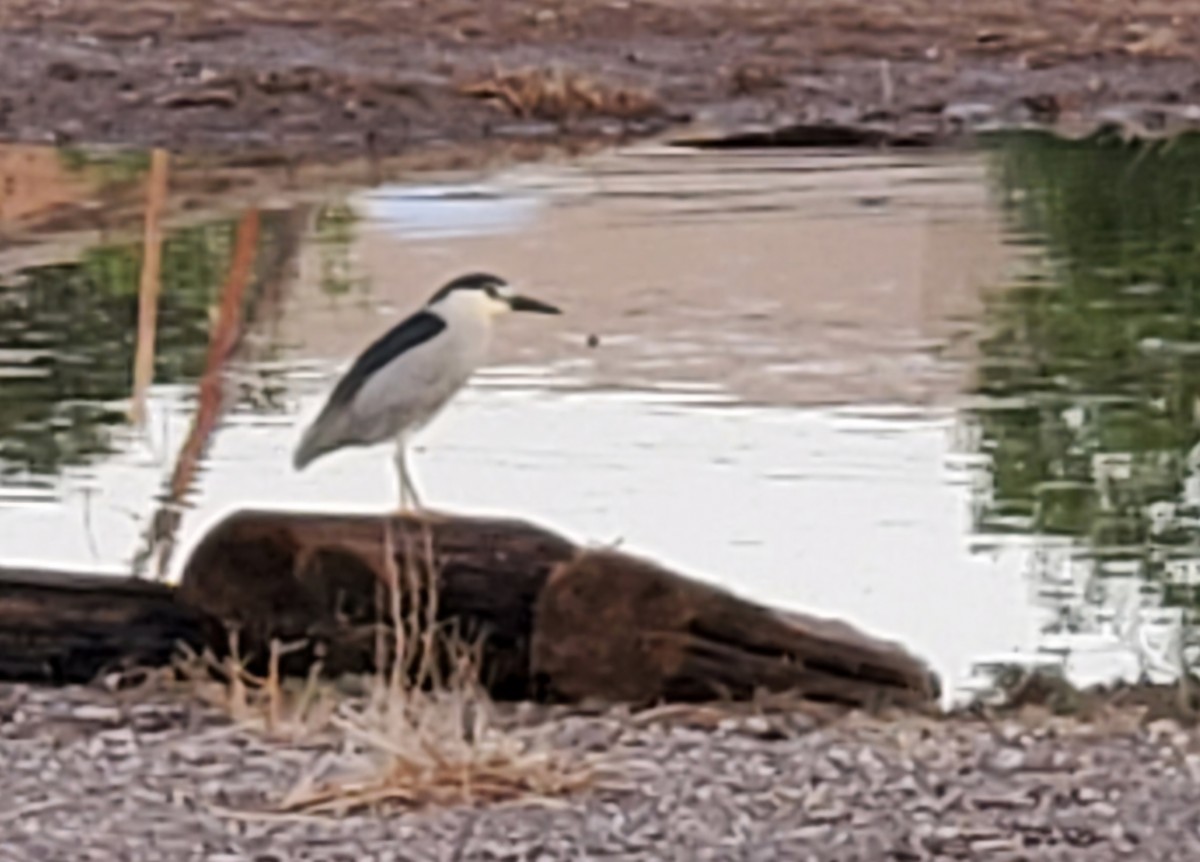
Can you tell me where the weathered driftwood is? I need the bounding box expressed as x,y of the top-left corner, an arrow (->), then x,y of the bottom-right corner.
179,510 -> 576,699
179,510 -> 939,708
0,510 -> 940,708
0,567 -> 214,683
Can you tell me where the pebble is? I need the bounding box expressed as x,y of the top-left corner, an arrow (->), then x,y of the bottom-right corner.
71,705 -> 121,725
1,683 -> 1199,861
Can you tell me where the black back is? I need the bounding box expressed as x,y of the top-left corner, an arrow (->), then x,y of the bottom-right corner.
321,310 -> 447,412
426,272 -> 506,306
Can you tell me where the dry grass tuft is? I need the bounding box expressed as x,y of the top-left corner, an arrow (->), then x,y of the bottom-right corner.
177,634 -> 338,741
178,522 -> 597,815
278,687 -> 593,814
459,65 -> 662,122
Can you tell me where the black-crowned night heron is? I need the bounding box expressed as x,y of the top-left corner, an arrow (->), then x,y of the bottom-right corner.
293,272 -> 561,508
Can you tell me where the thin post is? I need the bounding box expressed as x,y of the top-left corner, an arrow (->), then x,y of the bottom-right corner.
130,148 -> 171,428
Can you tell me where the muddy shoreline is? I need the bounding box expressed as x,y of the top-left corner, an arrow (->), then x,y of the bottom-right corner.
5,1 -> 1200,162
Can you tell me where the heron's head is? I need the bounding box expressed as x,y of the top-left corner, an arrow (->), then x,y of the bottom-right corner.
426,272 -> 561,320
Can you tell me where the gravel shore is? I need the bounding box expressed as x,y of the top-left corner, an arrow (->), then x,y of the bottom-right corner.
3,682 -> 1199,861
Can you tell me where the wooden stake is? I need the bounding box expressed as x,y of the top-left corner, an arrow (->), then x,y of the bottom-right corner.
130,148 -> 171,428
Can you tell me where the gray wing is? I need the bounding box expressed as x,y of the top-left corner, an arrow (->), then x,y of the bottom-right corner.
325,310 -> 447,411
294,311 -> 446,468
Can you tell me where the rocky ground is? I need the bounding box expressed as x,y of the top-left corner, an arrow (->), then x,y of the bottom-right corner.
2,681 -> 1200,861
3,0 -> 1200,161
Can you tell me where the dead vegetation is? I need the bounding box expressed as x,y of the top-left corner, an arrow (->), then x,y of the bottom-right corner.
458,66 -> 663,123
175,523 -> 596,816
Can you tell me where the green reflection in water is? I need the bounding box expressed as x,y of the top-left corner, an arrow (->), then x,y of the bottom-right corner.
973,129 -> 1200,631
57,146 -> 152,187
313,201 -> 368,300
0,212 -> 297,478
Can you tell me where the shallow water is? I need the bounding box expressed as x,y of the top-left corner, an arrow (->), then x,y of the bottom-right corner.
3,133 -> 1199,703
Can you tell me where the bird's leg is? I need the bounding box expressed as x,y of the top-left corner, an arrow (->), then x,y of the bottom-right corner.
393,436 -> 422,511
393,440 -> 410,511
403,458 -> 423,510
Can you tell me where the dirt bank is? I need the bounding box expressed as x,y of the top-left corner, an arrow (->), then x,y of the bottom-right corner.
4,0 -> 1200,162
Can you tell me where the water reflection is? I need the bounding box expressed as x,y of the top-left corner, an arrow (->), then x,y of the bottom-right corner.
957,131 -> 1200,698
312,203 -> 368,300
0,221 -> 229,480
0,144 -> 1021,694
357,185 -> 541,239
8,134 -> 1200,700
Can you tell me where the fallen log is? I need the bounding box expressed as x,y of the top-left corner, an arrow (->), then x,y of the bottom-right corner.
0,510 -> 939,709
0,567 -> 214,683
179,510 -> 576,699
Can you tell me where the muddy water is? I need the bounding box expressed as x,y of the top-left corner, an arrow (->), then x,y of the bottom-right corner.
2,133 -> 1199,703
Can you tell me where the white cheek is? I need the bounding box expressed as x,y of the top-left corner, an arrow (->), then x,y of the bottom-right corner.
481,294 -> 509,318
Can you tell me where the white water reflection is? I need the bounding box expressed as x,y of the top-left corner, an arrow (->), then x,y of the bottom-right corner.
356,185 -> 541,239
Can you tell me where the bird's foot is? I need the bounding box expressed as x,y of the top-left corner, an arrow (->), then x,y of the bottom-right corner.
393,496 -> 426,515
